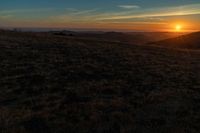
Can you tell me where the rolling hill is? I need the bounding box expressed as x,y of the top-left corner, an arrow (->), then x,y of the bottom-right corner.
51,30 -> 184,44
0,30 -> 200,133
150,32 -> 200,49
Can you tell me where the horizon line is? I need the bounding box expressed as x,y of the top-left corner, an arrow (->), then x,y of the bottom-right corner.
0,26 -> 197,33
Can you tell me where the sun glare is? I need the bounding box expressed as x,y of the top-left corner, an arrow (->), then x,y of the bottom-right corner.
175,24 -> 182,32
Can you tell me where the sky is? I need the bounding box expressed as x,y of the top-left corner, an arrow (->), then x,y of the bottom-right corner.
0,0 -> 200,31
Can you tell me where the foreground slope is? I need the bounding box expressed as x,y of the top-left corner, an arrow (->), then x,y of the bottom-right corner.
150,32 -> 200,49
0,30 -> 200,133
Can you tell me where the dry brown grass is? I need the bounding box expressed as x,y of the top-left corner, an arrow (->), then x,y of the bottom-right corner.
0,30 -> 200,133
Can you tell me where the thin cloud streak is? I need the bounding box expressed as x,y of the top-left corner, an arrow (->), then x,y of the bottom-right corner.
98,21 -> 167,25
48,8 -> 99,23
118,5 -> 140,9
37,3 -> 200,28
1,3 -> 200,31
0,8 -> 53,15
68,9 -> 98,15
97,3 -> 200,20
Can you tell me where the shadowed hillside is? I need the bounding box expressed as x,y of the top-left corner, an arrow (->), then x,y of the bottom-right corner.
150,32 -> 200,49
51,31 -> 184,44
0,30 -> 200,133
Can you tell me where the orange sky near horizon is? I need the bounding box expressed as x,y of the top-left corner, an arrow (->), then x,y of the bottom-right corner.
1,1 -> 200,32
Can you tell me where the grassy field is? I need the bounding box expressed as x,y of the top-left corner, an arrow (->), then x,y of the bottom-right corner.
0,30 -> 200,133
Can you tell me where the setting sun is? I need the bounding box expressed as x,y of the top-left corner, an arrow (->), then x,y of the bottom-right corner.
175,24 -> 182,32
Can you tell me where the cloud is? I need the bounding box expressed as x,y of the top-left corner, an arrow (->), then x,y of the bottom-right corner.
70,9 -> 98,15
97,21 -> 167,25
118,5 -> 140,9
65,8 -> 79,12
1,3 -> 200,29
98,3 -> 200,20
48,8 -> 99,23
0,8 -> 53,15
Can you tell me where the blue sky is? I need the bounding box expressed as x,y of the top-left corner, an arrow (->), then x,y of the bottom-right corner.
0,0 -> 200,31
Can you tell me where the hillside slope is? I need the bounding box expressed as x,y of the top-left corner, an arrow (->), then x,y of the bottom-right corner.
150,32 -> 200,49
51,31 -> 183,44
0,31 -> 200,133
